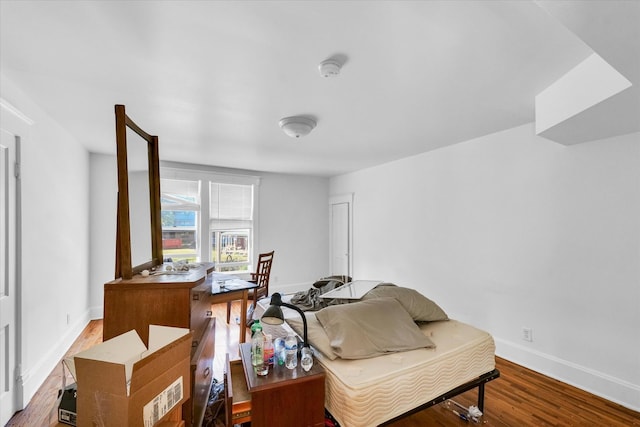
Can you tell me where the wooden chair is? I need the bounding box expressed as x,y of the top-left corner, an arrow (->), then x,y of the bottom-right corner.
226,250 -> 274,324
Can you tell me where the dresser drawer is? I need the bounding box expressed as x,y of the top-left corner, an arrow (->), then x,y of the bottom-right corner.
224,355 -> 251,426
190,282 -> 212,346
186,316 -> 215,427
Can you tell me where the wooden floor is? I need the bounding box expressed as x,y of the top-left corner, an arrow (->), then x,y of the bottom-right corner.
7,302 -> 639,427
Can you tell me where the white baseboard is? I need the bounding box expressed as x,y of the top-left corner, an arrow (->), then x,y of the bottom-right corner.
90,305 -> 103,320
20,310 -> 92,405
494,337 -> 640,412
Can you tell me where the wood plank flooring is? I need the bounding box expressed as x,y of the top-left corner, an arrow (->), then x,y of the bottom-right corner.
6,320 -> 103,427
7,302 -> 639,426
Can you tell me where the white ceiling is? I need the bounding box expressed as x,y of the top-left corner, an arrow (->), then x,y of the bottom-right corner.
1,1 -> 638,177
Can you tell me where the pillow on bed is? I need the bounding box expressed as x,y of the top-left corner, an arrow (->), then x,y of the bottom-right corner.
362,284 -> 448,322
315,297 -> 435,359
287,312 -> 337,360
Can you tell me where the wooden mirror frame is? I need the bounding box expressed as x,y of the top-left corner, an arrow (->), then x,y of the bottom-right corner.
114,104 -> 163,279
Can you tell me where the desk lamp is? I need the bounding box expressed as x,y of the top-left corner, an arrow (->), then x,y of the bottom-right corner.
261,292 -> 309,349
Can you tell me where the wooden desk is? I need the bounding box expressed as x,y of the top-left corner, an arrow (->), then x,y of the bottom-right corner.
238,343 -> 325,427
209,273 -> 257,344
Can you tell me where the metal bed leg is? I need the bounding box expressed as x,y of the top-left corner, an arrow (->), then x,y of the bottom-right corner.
477,382 -> 485,413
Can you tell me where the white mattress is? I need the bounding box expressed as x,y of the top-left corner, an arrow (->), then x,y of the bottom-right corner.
255,297 -> 496,427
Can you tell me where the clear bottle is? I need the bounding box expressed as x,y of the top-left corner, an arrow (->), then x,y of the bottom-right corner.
300,346 -> 313,372
251,323 -> 265,367
274,337 -> 285,366
263,334 -> 274,365
284,332 -> 298,369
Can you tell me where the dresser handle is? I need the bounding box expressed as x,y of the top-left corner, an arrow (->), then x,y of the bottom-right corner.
193,293 -> 200,301
206,310 -> 212,317
203,367 -> 211,378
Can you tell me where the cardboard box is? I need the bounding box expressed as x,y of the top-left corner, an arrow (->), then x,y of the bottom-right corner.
64,325 -> 192,427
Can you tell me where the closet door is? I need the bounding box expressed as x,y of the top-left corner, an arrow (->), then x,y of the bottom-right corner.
329,194 -> 352,277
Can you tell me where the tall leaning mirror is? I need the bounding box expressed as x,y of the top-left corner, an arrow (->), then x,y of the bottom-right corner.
114,104 -> 163,279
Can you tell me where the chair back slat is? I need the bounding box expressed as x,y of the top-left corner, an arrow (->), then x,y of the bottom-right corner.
253,251 -> 274,292
226,250 -> 274,324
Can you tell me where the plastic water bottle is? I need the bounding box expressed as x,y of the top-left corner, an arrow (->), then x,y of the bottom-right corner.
284,332 -> 298,369
251,324 -> 265,367
300,346 -> 313,372
274,337 -> 285,366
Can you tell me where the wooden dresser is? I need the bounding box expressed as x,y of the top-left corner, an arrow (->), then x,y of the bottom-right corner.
103,262 -> 216,427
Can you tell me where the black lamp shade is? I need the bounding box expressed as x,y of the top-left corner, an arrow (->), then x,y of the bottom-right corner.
262,304 -> 285,325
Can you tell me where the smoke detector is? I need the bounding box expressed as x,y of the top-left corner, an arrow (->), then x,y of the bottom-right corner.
318,59 -> 342,78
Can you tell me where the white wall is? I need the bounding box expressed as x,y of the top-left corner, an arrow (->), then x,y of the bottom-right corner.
257,172 -> 330,293
88,160 -> 330,317
88,153 -> 117,317
330,123 -> 640,411
1,75 -> 92,404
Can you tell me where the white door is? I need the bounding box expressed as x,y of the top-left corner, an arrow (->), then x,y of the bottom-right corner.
330,194 -> 353,277
0,128 -> 18,425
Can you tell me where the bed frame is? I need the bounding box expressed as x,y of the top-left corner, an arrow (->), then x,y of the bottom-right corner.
378,368 -> 501,425
255,297 -> 500,426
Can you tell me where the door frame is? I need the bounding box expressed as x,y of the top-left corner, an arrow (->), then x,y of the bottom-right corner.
0,98 -> 28,421
329,193 -> 353,278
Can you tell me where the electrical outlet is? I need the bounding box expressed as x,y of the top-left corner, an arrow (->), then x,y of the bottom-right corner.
66,314 -> 71,325
522,327 -> 533,342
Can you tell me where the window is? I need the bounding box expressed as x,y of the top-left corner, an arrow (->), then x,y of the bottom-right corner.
161,178 -> 200,263
160,166 -> 259,274
210,183 -> 253,272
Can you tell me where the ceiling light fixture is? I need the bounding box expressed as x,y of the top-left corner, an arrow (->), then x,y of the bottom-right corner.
279,116 -> 316,138
318,59 -> 342,78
